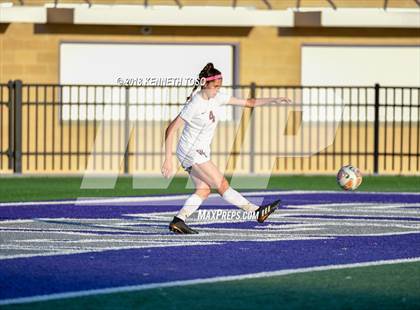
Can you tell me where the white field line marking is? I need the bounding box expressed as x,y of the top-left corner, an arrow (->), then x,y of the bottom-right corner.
0,190 -> 419,207
1,257 -> 419,306
0,242 -> 223,260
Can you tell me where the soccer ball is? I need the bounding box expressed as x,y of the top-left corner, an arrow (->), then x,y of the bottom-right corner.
336,165 -> 362,191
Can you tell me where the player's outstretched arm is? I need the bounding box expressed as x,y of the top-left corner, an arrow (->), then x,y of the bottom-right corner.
162,115 -> 185,178
227,96 -> 291,107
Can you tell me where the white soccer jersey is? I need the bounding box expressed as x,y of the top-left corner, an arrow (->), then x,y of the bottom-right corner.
176,91 -> 231,168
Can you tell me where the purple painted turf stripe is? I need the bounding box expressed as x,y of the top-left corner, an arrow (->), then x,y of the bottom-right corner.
0,233 -> 419,300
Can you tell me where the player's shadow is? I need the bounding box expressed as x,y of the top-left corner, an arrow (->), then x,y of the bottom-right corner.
33,218 -> 152,233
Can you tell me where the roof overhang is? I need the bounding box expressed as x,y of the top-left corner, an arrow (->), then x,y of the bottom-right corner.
0,5 -> 418,28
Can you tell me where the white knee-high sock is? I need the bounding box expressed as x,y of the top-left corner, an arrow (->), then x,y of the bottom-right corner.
222,187 -> 259,212
176,194 -> 203,221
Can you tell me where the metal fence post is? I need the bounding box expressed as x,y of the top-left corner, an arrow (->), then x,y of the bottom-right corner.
250,82 -> 256,173
373,83 -> 380,175
13,80 -> 23,173
124,86 -> 130,174
7,80 -> 14,171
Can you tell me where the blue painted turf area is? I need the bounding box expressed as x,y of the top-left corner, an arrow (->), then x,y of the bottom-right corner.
0,191 -> 419,302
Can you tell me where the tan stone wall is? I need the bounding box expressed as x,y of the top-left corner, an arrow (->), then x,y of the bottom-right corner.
1,22 -> 419,85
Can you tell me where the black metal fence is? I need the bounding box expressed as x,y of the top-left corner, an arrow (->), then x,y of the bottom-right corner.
0,80 -> 419,175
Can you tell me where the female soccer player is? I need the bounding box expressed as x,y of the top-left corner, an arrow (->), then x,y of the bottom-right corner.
162,63 -> 291,234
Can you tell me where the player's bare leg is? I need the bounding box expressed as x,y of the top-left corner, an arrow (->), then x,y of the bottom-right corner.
169,174 -> 210,234
190,160 -> 279,221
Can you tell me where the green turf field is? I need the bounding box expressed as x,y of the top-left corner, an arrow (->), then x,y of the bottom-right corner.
0,175 -> 418,202
2,261 -> 419,310
1,174 -> 419,310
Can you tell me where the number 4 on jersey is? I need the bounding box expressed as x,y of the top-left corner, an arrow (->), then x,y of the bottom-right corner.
209,111 -> 215,123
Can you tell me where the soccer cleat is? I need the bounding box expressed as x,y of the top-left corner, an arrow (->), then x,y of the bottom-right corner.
169,217 -> 199,234
256,199 -> 281,223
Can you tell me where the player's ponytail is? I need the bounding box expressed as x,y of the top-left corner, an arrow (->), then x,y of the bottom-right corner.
186,62 -> 221,102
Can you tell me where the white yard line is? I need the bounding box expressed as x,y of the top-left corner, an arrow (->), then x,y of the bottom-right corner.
1,190 -> 419,207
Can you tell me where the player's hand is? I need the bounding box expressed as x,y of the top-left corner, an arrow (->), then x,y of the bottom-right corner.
161,159 -> 173,178
276,97 -> 292,105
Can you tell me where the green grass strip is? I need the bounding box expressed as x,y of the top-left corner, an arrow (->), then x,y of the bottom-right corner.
2,261 -> 420,310
0,175 -> 418,203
